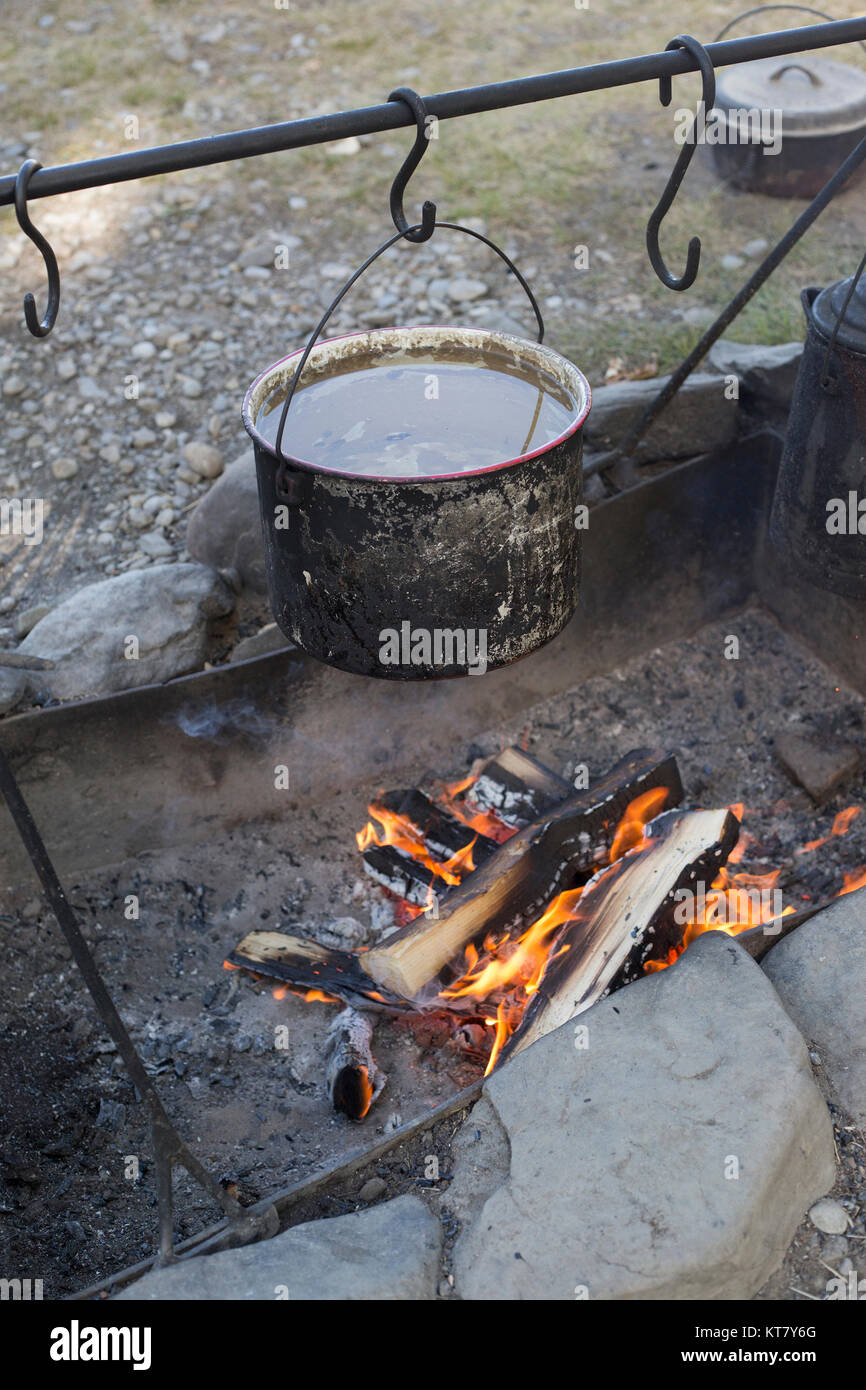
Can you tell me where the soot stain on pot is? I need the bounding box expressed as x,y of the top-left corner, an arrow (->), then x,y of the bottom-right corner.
262,446 -> 581,678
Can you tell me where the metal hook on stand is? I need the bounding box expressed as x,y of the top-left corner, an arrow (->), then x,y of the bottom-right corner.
646,35 -> 717,292
387,86 -> 437,243
14,159 -> 61,337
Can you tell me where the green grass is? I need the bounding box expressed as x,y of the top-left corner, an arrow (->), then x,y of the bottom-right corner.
1,0 -> 864,380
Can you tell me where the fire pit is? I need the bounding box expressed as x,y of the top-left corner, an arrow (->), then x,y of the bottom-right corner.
2,425 -> 866,1298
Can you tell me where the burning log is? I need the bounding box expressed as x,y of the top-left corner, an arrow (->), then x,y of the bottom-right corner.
362,749 -> 683,1000
226,931 -> 415,1012
325,1008 -> 386,1121
358,791 -> 488,906
464,746 -> 572,827
501,806 -> 740,1060
362,844 -> 442,907
379,789 -> 498,864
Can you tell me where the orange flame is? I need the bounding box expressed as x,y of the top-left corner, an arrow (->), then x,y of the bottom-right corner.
443,886 -> 582,1004
435,787 -> 671,1065
608,786 -> 669,862
840,866 -> 866,896
644,862 -> 789,973
353,775 -> 866,1077
484,1000 -> 518,1076
797,803 -> 861,855
439,772 -> 477,800
356,802 -> 478,886
646,799 -> 866,972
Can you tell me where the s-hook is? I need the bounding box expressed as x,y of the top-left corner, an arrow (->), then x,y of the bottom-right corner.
388,87 -> 437,243
646,36 -> 717,292
14,160 -> 60,337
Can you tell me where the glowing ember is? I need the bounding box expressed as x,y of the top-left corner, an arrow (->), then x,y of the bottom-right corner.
833,806 -> 861,836
274,985 -> 340,1004
797,804 -> 861,854
356,1066 -> 374,1119
437,771 -> 517,843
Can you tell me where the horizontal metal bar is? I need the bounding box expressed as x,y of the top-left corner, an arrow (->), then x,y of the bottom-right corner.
1,18 -> 865,207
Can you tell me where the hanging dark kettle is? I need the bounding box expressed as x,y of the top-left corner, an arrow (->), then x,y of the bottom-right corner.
769,260 -> 866,599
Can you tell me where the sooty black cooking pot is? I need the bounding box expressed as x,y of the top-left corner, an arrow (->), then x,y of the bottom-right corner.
242,324 -> 591,680
707,7 -> 866,198
708,52 -> 866,198
770,268 -> 866,597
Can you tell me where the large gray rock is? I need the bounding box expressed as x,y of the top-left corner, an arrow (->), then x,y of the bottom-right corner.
763,888 -> 866,1130
707,339 -> 803,418
18,563 -> 234,701
583,372 -> 739,465
451,932 -> 835,1300
186,449 -> 267,595
117,1194 -> 441,1300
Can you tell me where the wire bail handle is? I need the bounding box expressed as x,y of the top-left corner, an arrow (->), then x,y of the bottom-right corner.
272,222 -> 545,498
271,90 -> 545,499
714,5 -> 866,56
14,159 -> 61,338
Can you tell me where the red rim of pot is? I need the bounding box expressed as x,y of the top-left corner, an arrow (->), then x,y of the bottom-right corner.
242,325 -> 592,485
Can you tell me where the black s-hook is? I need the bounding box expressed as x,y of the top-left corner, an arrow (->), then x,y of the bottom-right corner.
387,87 -> 437,243
646,36 -> 717,292
14,160 -> 61,337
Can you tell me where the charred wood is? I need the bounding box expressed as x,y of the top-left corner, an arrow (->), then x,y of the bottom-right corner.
325,1008 -> 386,1121
378,788 -> 497,864
361,844 -> 440,907
462,745 -> 572,828
227,931 -> 416,1012
501,806 -> 740,1060
361,749 -> 683,999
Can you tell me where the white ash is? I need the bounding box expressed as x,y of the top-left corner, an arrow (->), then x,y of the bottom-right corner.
318,916 -> 370,948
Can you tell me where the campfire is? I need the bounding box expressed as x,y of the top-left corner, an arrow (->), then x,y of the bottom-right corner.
226,743 -> 866,1121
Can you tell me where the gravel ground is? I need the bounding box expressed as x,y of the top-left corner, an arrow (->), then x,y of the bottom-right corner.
0,179 -> 550,644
